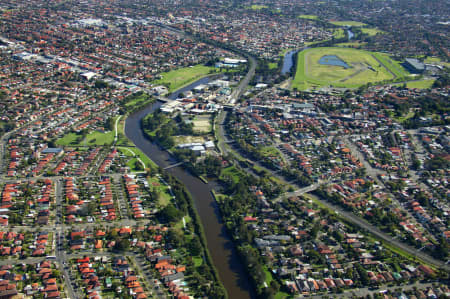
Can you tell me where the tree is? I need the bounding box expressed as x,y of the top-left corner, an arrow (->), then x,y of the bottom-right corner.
114,238 -> 130,252
158,204 -> 183,223
188,237 -> 203,256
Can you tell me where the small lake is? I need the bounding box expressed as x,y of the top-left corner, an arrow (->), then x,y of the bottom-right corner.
318,55 -> 350,69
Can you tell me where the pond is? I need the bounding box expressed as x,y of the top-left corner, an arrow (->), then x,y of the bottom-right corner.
318,55 -> 350,69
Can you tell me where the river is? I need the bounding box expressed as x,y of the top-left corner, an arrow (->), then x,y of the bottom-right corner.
125,77 -> 254,299
281,49 -> 298,75
347,29 -> 354,40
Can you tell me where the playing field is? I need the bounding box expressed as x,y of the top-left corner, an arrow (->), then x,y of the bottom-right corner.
292,47 -> 404,90
329,20 -> 366,27
152,65 -> 215,92
192,115 -> 212,133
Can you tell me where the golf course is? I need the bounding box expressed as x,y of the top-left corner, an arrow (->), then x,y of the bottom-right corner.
292,47 -> 409,90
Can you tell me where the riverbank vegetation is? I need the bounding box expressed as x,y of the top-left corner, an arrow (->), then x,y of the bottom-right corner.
157,171 -> 228,298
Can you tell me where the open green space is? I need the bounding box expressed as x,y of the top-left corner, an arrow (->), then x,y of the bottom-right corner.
118,146 -> 158,170
329,20 -> 366,27
84,130 -> 115,145
292,47 -> 401,90
146,175 -> 173,207
193,256 -> 203,267
268,62 -> 278,69
393,110 -> 415,123
404,79 -> 435,89
56,132 -> 80,146
423,56 -> 450,68
332,28 -> 346,39
192,116 -> 212,133
336,41 -> 367,48
274,291 -> 291,299
57,116 -> 130,146
175,215 -> 191,230
56,129 -> 115,146
361,27 -> 384,36
298,14 -> 319,20
372,52 -> 410,78
247,4 -> 268,10
152,65 -> 216,92
123,92 -> 152,109
220,166 -> 244,184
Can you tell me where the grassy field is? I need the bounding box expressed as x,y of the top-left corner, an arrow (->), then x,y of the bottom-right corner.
56,132 -> 80,146
361,27 -> 384,36
56,129 -> 115,146
298,14 -> 319,20
329,20 -> 366,27
268,62 -> 278,69
57,115 -> 130,147
152,65 -> 216,92
292,47 -> 400,90
405,79 -> 435,89
332,28 -> 346,39
220,166 -> 244,184
336,41 -> 367,48
118,146 -> 158,170
124,93 -> 151,109
192,116 -> 212,133
423,56 -> 450,68
248,4 -> 268,9
372,52 -> 410,78
85,130 -> 115,145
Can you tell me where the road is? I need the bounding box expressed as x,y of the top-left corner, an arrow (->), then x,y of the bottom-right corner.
217,54 -> 256,155
304,281 -> 437,298
308,192 -> 449,271
217,106 -> 449,270
54,178 -> 80,299
273,182 -> 322,203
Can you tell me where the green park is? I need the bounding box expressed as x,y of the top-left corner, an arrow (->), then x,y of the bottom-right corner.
292,47 -> 410,90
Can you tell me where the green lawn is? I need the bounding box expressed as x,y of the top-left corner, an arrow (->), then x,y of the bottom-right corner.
152,65 -> 216,92
85,130 -> 115,145
274,291 -> 291,299
329,20 -> 366,27
298,14 -> 319,20
394,110 -> 415,123
56,132 -> 81,146
423,56 -> 450,67
260,146 -> 284,162
292,47 -> 398,90
332,28 -> 346,39
56,130 -> 114,146
118,146 -> 158,170
336,41 -> 367,48
57,116 -> 126,146
146,175 -> 172,207
220,166 -> 244,184
124,93 -> 151,109
263,266 -> 274,285
361,27 -> 384,36
405,79 -> 435,89
193,256 -> 203,267
269,62 -> 278,69
175,215 -> 191,230
248,4 -> 268,10
372,52 -> 410,78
